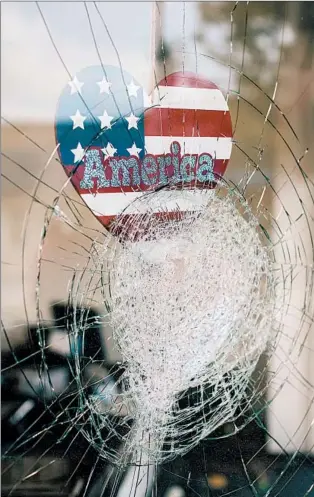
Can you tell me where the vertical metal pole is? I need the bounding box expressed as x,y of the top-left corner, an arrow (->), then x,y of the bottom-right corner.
149,2 -> 164,93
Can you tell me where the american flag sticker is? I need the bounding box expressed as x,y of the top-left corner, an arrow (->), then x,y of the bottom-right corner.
55,66 -> 233,228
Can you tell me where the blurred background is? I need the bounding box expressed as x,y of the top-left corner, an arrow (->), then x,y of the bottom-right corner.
2,2 -> 314,496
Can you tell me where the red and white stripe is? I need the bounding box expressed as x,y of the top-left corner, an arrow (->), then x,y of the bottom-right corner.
80,72 -> 233,227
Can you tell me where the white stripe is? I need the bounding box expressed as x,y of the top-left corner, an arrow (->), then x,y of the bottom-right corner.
82,190 -> 215,217
83,192 -> 141,216
151,86 -> 229,111
145,136 -> 232,160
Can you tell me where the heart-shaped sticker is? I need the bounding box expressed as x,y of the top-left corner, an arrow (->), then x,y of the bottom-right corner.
55,65 -> 232,229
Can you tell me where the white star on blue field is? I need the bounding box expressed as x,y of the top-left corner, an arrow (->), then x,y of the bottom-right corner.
55,65 -> 146,166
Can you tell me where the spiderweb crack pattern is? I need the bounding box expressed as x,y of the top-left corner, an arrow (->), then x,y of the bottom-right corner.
2,2 -> 314,497
105,186 -> 277,463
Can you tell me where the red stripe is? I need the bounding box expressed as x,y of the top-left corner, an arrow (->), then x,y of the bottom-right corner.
97,213 -> 186,231
157,72 -> 219,90
98,210 -> 211,231
144,108 -> 232,138
64,160 -> 228,195
97,215 -> 115,227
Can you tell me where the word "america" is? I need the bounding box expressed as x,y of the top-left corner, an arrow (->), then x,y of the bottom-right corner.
80,141 -> 216,189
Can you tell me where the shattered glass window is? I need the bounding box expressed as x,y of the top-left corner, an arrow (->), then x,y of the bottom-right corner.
2,2 -> 314,497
